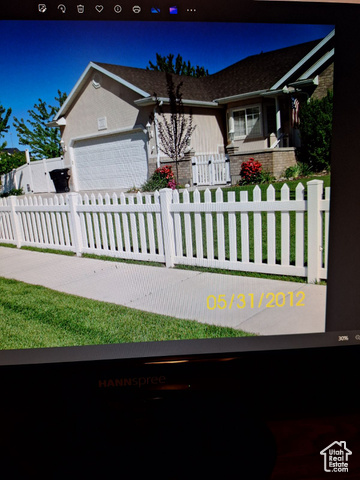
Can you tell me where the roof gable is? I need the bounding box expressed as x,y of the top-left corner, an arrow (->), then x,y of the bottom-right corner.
271,29 -> 335,90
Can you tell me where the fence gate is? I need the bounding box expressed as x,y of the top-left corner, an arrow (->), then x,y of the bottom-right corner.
192,154 -> 231,186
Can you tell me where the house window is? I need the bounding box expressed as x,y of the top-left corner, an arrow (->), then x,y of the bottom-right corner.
230,106 -> 261,138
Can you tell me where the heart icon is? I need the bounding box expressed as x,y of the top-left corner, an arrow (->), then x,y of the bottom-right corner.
95,5 -> 104,12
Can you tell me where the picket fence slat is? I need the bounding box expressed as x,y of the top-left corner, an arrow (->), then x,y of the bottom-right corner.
146,194 -> 156,256
253,186 -> 262,265
281,184 -> 290,266
266,185 -> 276,266
240,190 -> 250,264
172,190 -> 183,258
0,212 -> 13,241
216,188 -> 225,262
194,190 -> 203,260
183,190 -> 193,258
228,191 -> 237,263
295,183 -> 305,268
204,189 -> 214,261
0,180 -> 330,282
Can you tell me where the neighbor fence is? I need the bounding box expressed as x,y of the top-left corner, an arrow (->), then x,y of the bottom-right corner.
0,180 -> 330,282
0,157 -> 64,195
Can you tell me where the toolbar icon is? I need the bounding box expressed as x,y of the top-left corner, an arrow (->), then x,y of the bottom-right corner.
114,5 -> 122,13
77,5 -> 84,13
169,6 -> 178,14
132,5 -> 141,13
151,7 -> 161,13
38,4 -> 47,12
58,4 -> 66,13
95,5 -> 104,12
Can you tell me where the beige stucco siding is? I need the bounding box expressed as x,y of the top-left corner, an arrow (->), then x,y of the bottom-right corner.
61,72 -> 150,164
148,106 -> 226,164
191,108 -> 226,154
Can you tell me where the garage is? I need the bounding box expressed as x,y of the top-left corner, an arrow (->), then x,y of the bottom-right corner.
73,131 -> 148,191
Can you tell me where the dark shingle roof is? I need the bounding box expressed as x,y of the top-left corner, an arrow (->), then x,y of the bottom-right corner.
94,39 -> 322,103
94,63 -> 210,100
202,39 -> 320,98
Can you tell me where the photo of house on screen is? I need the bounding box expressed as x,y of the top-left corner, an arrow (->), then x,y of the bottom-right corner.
48,30 -> 334,191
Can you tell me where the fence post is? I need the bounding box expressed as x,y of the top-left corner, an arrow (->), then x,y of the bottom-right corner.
307,180 -> 323,283
225,155 -> 231,184
67,192 -> 83,256
159,188 -> 175,268
8,196 -> 22,248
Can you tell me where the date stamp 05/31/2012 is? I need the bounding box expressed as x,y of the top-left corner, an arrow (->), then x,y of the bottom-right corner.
206,292 -> 305,311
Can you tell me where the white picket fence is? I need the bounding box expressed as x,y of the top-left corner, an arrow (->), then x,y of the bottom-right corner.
192,154 -> 231,186
0,180 -> 330,282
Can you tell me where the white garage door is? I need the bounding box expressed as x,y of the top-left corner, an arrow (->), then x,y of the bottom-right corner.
73,131 -> 148,190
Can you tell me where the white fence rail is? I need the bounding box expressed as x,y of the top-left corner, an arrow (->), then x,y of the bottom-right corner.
0,180 -> 330,282
192,154 -> 231,186
1,157 -> 64,195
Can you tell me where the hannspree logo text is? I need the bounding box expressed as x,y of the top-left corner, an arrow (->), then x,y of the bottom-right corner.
98,376 -> 166,388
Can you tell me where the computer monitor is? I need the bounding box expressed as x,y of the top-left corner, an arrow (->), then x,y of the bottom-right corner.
0,1 -> 359,476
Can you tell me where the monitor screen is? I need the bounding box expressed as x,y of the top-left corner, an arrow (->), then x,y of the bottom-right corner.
0,0 -> 359,366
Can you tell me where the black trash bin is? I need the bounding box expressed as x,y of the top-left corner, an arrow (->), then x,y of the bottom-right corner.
49,168 -> 71,193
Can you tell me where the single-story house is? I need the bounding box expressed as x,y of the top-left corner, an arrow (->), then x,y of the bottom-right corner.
49,29 -> 334,191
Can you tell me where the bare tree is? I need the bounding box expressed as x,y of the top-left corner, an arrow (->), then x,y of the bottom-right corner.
155,74 -> 196,181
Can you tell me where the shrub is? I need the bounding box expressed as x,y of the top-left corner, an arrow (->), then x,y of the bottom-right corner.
284,162 -> 312,180
239,158 -> 262,184
297,90 -> 333,172
258,170 -> 276,184
0,188 -> 24,198
142,165 -> 177,192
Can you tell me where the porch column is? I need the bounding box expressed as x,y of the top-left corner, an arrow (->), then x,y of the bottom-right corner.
275,96 -> 282,145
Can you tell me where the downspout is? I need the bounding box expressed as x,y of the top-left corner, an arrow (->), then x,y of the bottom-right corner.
154,102 -> 163,169
275,96 -> 282,146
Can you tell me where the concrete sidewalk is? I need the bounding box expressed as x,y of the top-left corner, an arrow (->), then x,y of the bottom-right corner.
0,246 -> 326,335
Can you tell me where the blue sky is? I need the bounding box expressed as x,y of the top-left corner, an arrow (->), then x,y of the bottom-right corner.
1,21 -> 333,150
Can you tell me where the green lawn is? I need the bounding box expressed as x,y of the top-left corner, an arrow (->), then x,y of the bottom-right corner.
0,277 -> 253,350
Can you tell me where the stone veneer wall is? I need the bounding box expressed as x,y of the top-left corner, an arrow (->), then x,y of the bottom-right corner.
311,63 -> 334,101
228,148 -> 297,182
148,150 -> 193,186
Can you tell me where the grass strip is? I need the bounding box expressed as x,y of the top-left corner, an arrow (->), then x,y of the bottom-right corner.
0,277 -> 253,350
